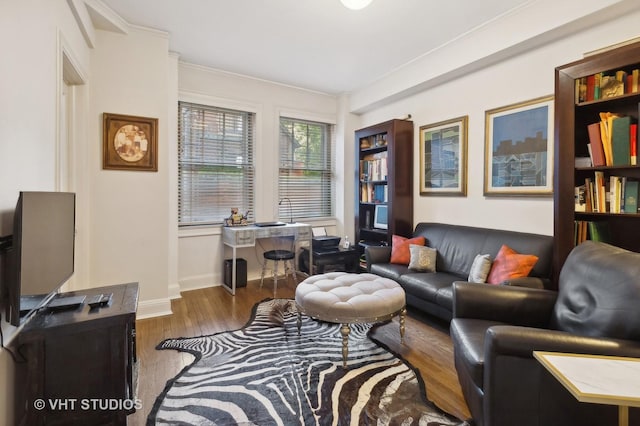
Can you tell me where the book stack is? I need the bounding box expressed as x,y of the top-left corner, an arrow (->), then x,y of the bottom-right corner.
586,113 -> 638,167
574,220 -> 612,245
359,151 -> 388,182
576,68 -> 640,103
576,175 -> 638,214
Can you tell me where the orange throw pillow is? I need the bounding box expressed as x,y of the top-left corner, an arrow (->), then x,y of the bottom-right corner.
390,235 -> 426,265
487,244 -> 538,285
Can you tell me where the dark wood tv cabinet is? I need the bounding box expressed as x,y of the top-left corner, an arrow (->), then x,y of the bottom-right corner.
14,282 -> 139,426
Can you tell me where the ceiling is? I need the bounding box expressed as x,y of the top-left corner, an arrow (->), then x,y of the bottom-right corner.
99,0 -> 532,95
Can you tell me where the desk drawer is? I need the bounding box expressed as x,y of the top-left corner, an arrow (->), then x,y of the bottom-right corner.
224,229 -> 255,246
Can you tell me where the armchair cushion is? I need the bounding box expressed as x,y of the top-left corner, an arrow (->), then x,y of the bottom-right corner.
552,241 -> 640,340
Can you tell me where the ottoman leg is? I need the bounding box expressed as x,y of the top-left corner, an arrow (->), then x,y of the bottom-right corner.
399,306 -> 406,344
297,311 -> 302,335
340,323 -> 351,368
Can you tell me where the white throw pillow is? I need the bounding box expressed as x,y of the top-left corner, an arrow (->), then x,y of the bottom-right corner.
468,254 -> 492,283
408,244 -> 437,272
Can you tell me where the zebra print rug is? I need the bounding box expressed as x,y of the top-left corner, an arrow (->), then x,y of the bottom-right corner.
148,298 -> 470,426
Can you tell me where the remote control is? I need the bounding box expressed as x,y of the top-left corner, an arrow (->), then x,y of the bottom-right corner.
100,293 -> 113,306
87,294 -> 104,308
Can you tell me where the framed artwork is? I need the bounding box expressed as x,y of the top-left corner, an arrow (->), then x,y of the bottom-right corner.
103,113 -> 158,171
484,95 -> 554,196
419,116 -> 468,196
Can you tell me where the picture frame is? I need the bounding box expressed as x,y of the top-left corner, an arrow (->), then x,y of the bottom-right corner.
419,116 -> 468,196
484,95 -> 554,196
103,113 -> 158,171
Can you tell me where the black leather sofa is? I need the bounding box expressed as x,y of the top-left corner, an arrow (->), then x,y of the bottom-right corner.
451,241 -> 640,426
365,222 -> 554,321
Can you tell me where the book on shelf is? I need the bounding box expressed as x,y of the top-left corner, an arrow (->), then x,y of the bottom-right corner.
593,113 -> 638,166
582,172 -> 638,214
575,68 -> 640,102
611,115 -> 632,166
574,220 -> 612,246
631,123 -> 638,166
624,180 -> 639,214
574,185 -> 586,212
359,151 -> 388,182
588,221 -> 612,243
575,156 -> 592,168
587,122 -> 606,166
598,112 -> 618,166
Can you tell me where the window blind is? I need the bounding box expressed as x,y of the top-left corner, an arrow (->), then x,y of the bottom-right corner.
278,117 -> 334,220
178,101 -> 255,226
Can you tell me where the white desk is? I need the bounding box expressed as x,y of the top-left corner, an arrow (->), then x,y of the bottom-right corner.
534,351 -> 640,426
222,223 -> 313,295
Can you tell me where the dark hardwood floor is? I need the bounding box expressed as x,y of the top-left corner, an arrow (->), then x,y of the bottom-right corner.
128,277 -> 471,425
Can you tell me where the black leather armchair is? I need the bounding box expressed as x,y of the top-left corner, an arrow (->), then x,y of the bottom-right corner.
450,241 -> 640,426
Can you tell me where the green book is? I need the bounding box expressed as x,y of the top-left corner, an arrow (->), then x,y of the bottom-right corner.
588,221 -> 612,243
611,116 -> 631,166
624,180 -> 639,214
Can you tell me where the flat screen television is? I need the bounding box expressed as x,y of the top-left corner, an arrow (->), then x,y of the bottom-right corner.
373,204 -> 388,230
4,191 -> 76,326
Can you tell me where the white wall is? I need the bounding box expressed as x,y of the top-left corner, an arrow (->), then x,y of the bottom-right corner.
176,65 -> 340,289
0,1 -> 91,424
2,1 -> 640,424
88,26 -> 173,313
352,6 -> 640,236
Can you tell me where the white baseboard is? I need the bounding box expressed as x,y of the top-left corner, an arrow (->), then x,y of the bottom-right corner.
179,273 -> 222,292
136,298 -> 173,320
168,282 -> 182,300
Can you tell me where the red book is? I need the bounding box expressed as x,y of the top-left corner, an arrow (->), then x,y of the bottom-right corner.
631,123 -> 638,166
586,74 -> 596,101
587,122 -> 606,166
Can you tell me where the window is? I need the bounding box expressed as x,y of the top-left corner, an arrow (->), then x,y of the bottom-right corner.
178,101 -> 255,226
278,117 -> 334,220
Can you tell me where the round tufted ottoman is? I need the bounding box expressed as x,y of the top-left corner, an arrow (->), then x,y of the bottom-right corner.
295,272 -> 406,367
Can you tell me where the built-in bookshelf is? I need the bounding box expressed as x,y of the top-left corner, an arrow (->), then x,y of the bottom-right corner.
355,119 -> 413,271
554,41 -> 640,283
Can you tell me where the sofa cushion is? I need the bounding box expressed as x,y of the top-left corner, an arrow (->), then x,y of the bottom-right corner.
369,262 -> 410,281
413,223 -> 553,282
398,271 -> 460,303
408,244 -> 437,272
390,235 -> 426,265
450,318 -> 506,388
468,254 -> 492,283
552,241 -> 640,340
486,244 -> 538,285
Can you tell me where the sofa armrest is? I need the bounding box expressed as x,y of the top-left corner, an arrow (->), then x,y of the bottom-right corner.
501,276 -> 547,289
452,282 -> 557,328
365,246 -> 391,268
486,325 -> 640,360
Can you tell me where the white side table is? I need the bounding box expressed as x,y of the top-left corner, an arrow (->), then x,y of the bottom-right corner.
534,351 -> 640,426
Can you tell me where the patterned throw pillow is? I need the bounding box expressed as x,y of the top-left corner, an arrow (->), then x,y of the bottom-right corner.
408,244 -> 437,272
468,254 -> 492,283
390,235 -> 426,265
486,244 -> 538,285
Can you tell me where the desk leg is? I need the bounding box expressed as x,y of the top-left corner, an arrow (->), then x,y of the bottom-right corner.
221,244 -> 237,296
231,246 -> 237,295
308,235 -> 313,276
619,405 -> 628,426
